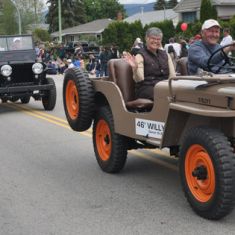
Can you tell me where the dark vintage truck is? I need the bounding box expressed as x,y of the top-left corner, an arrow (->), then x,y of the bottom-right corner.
0,35 -> 56,110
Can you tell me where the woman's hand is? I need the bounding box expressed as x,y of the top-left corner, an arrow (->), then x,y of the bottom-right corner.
124,52 -> 137,69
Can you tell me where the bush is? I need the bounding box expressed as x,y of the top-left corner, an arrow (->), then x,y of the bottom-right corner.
33,28 -> 51,42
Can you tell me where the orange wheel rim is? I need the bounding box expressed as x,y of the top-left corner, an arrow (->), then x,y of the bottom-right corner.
185,144 -> 215,203
96,119 -> 112,161
66,80 -> 79,120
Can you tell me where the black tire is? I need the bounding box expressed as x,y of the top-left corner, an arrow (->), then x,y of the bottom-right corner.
93,106 -> 127,173
20,97 -> 30,104
10,97 -> 19,102
63,68 -> 95,131
1,98 -> 8,103
42,77 -> 56,110
179,127 -> 235,220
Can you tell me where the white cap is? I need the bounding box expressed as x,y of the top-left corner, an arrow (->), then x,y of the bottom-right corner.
136,37 -> 142,43
67,59 -> 72,63
201,19 -> 221,30
13,37 -> 21,42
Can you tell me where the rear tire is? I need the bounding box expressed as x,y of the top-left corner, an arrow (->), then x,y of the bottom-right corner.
179,127 -> 235,220
63,68 -> 94,131
42,77 -> 56,110
20,97 -> 30,104
1,98 -> 7,103
10,97 -> 19,102
93,106 -> 127,173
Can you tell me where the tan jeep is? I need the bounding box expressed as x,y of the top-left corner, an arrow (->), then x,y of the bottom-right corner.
62,46 -> 235,220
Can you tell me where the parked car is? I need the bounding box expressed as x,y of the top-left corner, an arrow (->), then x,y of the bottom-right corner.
0,35 -> 56,110
62,44 -> 235,220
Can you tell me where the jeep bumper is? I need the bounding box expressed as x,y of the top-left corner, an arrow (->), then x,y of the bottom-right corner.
0,83 -> 53,95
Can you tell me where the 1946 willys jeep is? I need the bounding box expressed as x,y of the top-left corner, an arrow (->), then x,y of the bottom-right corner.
63,44 -> 235,220
0,35 -> 56,110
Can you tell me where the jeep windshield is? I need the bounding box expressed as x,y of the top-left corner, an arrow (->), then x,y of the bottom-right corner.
0,35 -> 33,51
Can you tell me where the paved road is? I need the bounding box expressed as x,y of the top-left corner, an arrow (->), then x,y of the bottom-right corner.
0,74 -> 235,235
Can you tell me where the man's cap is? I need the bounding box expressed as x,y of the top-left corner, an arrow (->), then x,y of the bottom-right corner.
67,59 -> 72,63
201,19 -> 221,30
13,37 -> 21,42
194,34 -> 201,40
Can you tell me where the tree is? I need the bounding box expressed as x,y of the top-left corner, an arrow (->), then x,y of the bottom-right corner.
84,0 -> 126,22
167,0 -> 178,9
0,0 -> 45,35
154,0 -> 167,10
103,21 -> 144,52
46,0 -> 86,33
200,0 -> 217,23
0,0 -> 17,34
33,28 -> 51,42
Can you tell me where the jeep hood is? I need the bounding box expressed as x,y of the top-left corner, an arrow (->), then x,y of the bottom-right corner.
156,79 -> 235,110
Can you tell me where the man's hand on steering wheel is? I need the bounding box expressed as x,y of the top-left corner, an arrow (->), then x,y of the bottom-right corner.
223,41 -> 235,54
207,43 -> 235,73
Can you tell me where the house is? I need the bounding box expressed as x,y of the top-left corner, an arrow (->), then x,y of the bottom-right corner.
124,9 -> 179,26
174,0 -> 235,23
51,18 -> 114,43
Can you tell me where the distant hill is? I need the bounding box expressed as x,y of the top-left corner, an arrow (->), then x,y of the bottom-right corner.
41,3 -> 155,23
124,3 -> 155,17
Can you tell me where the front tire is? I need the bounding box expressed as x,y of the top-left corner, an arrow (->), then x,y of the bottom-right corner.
63,68 -> 94,131
179,127 -> 235,220
93,106 -> 127,173
42,77 -> 56,110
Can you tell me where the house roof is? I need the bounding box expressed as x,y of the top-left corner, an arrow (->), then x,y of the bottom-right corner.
124,9 -> 178,26
174,0 -> 235,12
51,18 -> 114,37
174,0 -> 201,12
213,0 -> 235,4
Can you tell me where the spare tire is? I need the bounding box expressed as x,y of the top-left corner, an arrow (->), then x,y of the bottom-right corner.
63,68 -> 95,131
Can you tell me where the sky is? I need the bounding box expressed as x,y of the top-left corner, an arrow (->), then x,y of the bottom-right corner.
118,0 -> 155,3
43,0 -> 155,5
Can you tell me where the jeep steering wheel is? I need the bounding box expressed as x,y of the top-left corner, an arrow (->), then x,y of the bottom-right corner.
207,43 -> 235,74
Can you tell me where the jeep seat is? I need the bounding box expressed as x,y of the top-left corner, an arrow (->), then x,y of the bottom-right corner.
108,59 -> 153,111
177,57 -> 188,75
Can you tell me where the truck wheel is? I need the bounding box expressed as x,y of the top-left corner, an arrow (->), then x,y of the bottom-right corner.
93,106 -> 127,173
1,98 -> 8,103
179,127 -> 235,220
10,97 -> 19,102
42,77 -> 56,110
63,68 -> 94,131
20,97 -> 30,104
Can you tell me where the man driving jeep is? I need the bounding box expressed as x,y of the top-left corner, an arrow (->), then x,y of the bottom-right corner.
188,19 -> 235,75
11,37 -> 23,50
125,27 -> 175,100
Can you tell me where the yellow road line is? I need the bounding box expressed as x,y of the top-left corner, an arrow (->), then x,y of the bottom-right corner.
4,103 -> 92,138
7,103 -> 92,134
3,102 -> 177,170
8,102 -> 68,123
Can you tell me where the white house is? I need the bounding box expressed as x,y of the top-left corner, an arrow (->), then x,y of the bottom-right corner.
124,9 -> 179,26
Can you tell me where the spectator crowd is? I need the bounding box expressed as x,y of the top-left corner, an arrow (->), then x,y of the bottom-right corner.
36,27 -> 233,77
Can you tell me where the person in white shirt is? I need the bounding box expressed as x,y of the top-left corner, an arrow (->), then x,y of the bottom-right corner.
67,59 -> 75,68
164,37 -> 181,58
220,28 -> 233,47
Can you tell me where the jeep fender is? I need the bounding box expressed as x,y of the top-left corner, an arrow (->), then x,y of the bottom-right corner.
162,102 -> 235,148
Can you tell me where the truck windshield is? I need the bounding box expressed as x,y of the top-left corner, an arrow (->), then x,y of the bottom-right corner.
0,36 -> 34,51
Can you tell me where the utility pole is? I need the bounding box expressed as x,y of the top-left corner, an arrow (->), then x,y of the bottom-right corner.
58,0 -> 62,43
10,0 -> 22,35
34,0 -> 37,25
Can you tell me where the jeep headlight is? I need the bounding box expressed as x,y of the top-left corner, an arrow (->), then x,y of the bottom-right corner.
1,65 -> 12,77
32,63 -> 43,74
